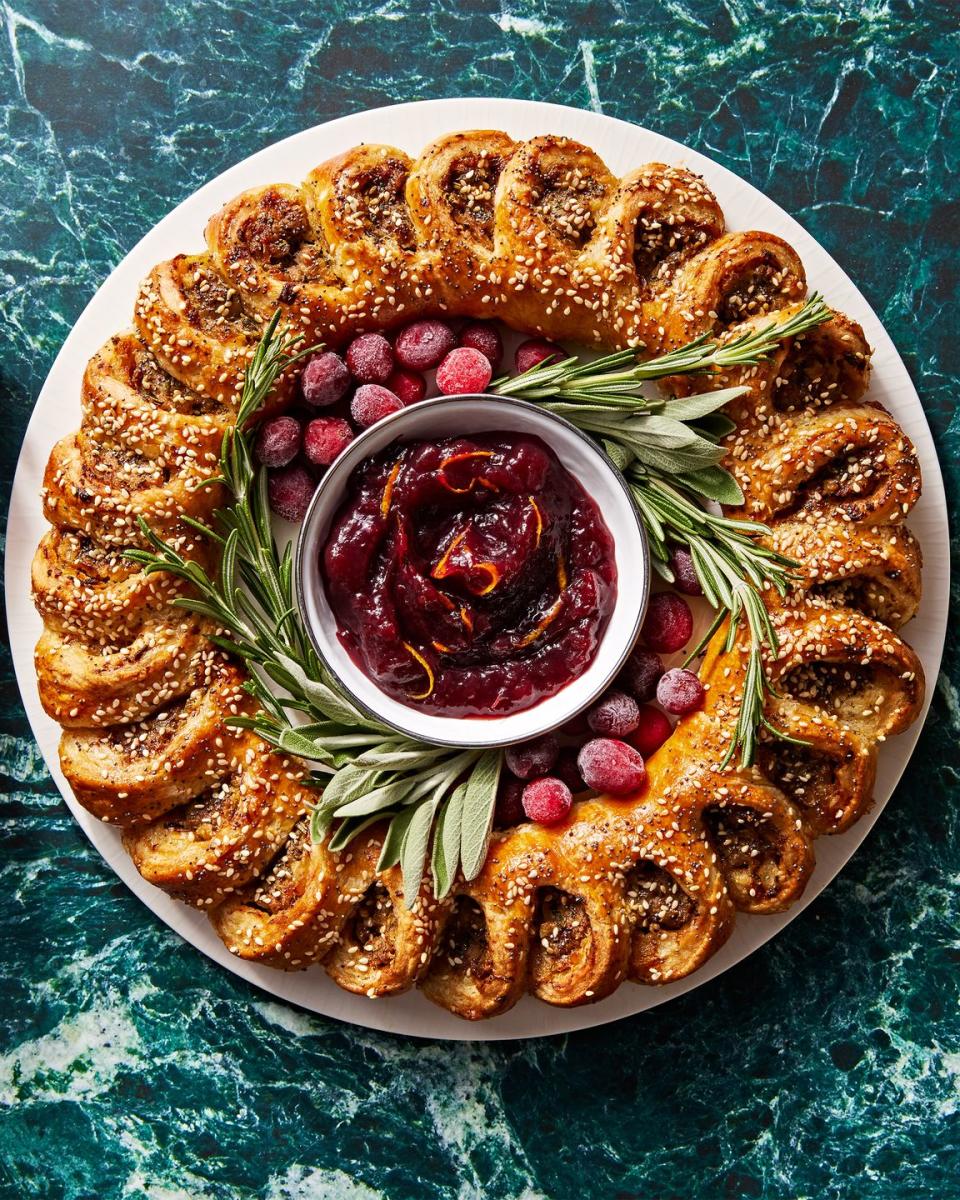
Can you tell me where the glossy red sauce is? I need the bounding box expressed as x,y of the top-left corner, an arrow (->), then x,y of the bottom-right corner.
322,433 -> 617,717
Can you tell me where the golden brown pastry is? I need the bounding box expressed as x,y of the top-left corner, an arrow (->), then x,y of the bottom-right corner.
31,526 -> 209,641
41,429 -> 222,548
32,130 -> 926,1020
133,253 -> 263,403
124,734 -> 310,906
406,129 -> 518,313
59,662 -> 251,824
211,819 -> 347,969
35,616 -> 217,729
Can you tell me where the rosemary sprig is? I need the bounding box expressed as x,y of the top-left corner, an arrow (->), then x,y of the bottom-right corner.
629,475 -> 804,767
493,299 -> 831,767
492,292 -> 830,405
125,317 -> 502,904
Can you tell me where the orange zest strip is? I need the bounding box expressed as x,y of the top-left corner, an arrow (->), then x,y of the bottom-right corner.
516,597 -> 563,647
432,640 -> 451,654
459,606 -> 474,632
528,496 -> 543,548
437,450 -> 494,494
431,529 -> 468,579
380,461 -> 402,517
556,552 -> 568,591
474,562 -> 502,596
402,642 -> 435,700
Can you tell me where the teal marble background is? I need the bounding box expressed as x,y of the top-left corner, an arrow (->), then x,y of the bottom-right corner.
1,2 -> 958,1196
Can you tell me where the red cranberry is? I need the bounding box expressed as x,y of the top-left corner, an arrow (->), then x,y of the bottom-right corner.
515,339 -> 564,374
618,648 -> 665,702
458,322 -> 503,369
301,351 -> 351,407
670,545 -> 703,596
521,777 -> 573,826
350,384 -> 404,428
345,333 -> 393,383
587,690 -> 640,737
386,368 -> 426,405
554,748 -> 585,794
505,733 -> 560,780
656,668 -> 705,715
394,319 -> 456,370
494,777 -> 526,828
304,417 -> 354,467
254,415 -> 301,468
267,465 -> 315,523
629,705 -> 674,756
642,592 -> 694,654
577,738 -> 647,797
436,347 -> 493,395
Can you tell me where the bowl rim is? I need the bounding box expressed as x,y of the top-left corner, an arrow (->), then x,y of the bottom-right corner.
293,393 -> 650,748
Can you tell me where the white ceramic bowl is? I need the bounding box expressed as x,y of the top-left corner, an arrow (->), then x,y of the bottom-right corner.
295,395 -> 649,747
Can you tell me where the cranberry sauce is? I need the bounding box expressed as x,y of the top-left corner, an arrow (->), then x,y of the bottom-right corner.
322,433 -> 617,717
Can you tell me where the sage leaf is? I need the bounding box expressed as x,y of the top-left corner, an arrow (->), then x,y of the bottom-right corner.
601,438 -> 633,472
662,386 -> 747,422
310,803 -> 332,844
437,784 -> 467,899
377,804 -> 421,871
459,751 -> 502,881
399,797 -> 441,904
678,465 -> 745,506
276,727 -> 336,763
352,744 -> 448,770
273,653 -> 379,728
329,813 -> 385,853
333,777 -> 415,818
318,764 -> 379,813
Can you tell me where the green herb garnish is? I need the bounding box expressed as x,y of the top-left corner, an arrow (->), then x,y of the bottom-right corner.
129,299 -> 826,901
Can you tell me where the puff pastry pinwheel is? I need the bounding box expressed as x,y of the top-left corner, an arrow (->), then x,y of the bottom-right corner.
32,130 -> 924,1020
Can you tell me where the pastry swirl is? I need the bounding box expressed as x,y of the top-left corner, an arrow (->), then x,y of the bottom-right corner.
32,129 -> 926,1020
124,734 -> 310,906
59,662 -> 251,824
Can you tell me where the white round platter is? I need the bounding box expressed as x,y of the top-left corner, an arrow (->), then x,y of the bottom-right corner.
5,97 -> 948,1041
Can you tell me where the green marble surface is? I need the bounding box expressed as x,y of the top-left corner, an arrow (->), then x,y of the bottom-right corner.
1,2 -> 958,1197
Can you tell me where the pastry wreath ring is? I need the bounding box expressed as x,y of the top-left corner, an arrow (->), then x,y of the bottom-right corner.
33,130 -> 924,1021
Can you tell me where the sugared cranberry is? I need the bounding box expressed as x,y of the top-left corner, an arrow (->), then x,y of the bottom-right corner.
386,368 -> 426,405
458,322 -> 503,369
630,705 -> 674,756
670,545 -> 703,596
350,384 -> 404,428
255,415 -> 301,468
267,465 -> 315,523
515,339 -> 564,374
554,748 -> 585,794
304,417 -> 354,467
522,776 -> 573,826
642,592 -> 694,654
394,319 -> 456,371
619,648 -> 665,702
505,733 -> 560,780
577,738 -> 647,797
494,777 -> 526,828
301,351 -> 351,407
346,333 -> 393,383
656,668 -> 705,715
587,690 -> 640,737
436,347 -> 493,395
